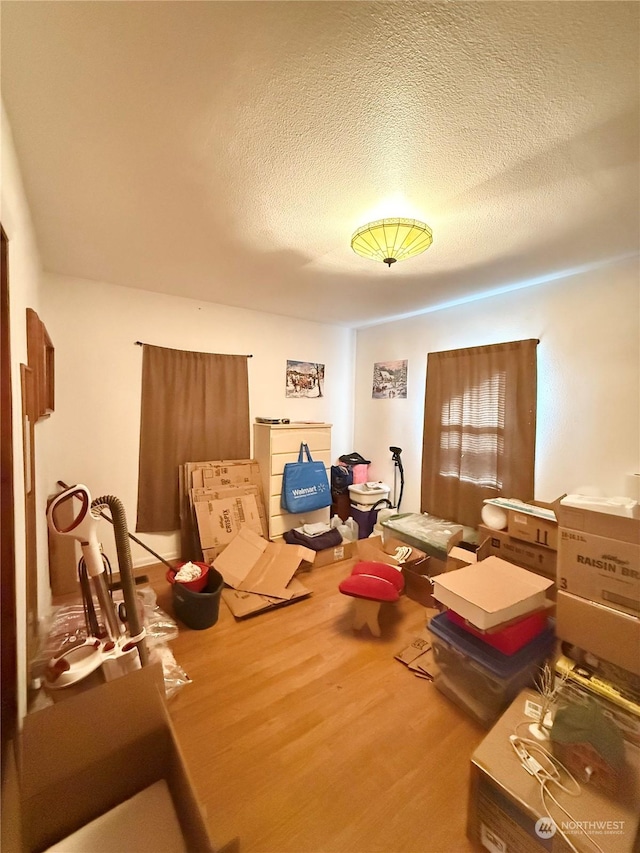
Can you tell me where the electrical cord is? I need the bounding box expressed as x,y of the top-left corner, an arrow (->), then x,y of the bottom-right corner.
77,552 -> 114,639
510,733 -> 607,853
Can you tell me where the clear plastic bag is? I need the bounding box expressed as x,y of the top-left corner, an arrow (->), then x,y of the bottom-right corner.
32,602 -> 90,681
149,644 -> 192,700
33,585 -> 190,700
133,586 -> 180,646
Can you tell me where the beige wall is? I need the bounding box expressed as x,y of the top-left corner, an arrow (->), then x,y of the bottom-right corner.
2,104 -> 50,719
354,256 -> 640,513
40,275 -> 356,569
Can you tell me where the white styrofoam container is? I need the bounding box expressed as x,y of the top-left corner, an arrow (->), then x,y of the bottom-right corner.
348,482 -> 391,506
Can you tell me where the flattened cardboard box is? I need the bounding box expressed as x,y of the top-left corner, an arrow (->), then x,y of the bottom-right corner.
9,664 -> 213,853
195,494 -> 264,563
214,527 -> 314,597
214,528 -> 315,617
188,459 -> 260,490
192,484 -> 268,539
222,577 -> 311,618
394,631 -> 441,679
181,459 -> 265,561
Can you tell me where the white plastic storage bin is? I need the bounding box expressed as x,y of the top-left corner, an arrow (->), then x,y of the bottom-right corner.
427,612 -> 554,727
348,482 -> 390,506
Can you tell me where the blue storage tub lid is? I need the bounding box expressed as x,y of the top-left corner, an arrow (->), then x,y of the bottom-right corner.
428,611 -> 555,678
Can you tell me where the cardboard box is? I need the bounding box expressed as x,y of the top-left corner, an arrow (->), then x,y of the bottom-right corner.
432,557 -> 553,630
43,780 -> 187,852
189,459 -> 261,490
213,528 -> 314,617
556,590 -> 640,676
192,485 -> 268,538
221,577 -> 311,619
394,632 -> 440,680
506,498 -> 561,550
446,544 -> 478,572
355,535 -> 434,604
558,528 -> 640,616
195,494 -> 265,563
356,534 -> 427,568
467,689 -> 640,853
5,665 -> 214,853
557,510 -> 640,617
181,459 -> 265,562
478,525 -> 557,580
214,527 -> 314,598
558,504 -> 640,540
301,540 -> 356,569
401,562 -> 436,607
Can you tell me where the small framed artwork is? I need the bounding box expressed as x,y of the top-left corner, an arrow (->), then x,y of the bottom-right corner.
286,360 -> 325,398
372,359 -> 408,399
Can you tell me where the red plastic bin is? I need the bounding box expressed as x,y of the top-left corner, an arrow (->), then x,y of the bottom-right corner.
445,607 -> 548,655
166,561 -> 210,593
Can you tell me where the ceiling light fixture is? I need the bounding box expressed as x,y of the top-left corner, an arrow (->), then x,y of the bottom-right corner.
351,217 -> 433,268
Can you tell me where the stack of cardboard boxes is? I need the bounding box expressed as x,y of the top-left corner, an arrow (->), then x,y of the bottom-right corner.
477,497 -> 561,589
466,498 -> 640,853
554,500 -> 640,703
178,459 -> 268,563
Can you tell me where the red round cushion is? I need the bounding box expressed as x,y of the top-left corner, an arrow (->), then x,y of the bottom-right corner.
352,561 -> 405,593
339,573 -> 401,602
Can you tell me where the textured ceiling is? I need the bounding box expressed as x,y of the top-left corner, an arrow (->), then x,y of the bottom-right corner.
2,1 -> 639,328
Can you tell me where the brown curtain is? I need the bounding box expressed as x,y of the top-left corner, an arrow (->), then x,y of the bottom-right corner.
421,339 -> 538,528
136,345 -> 250,532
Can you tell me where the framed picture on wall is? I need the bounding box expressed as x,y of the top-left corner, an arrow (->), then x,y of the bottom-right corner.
372,359 -> 408,399
285,360 -> 325,398
26,307 -> 54,420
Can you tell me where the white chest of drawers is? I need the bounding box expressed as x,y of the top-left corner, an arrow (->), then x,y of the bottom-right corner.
253,422 -> 332,539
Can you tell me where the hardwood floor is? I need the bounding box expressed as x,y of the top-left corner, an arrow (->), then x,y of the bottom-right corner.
146,557 -> 487,853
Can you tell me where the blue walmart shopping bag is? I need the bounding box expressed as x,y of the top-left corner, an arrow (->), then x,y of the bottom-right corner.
281,443 -> 331,513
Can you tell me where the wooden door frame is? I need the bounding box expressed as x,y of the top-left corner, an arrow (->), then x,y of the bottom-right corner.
1,224 -> 18,773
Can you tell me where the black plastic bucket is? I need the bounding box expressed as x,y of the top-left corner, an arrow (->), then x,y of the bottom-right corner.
172,566 -> 225,630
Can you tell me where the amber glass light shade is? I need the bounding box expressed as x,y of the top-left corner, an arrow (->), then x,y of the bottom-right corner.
351,218 -> 433,267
